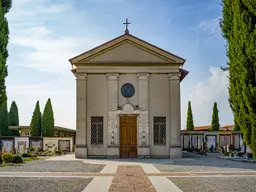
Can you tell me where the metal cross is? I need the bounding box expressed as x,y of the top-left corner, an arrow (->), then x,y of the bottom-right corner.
123,18 -> 131,33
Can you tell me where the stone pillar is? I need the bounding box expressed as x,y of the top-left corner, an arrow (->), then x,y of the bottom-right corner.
107,73 -> 119,157
169,73 -> 182,158
137,73 -> 150,157
107,73 -> 119,111
75,74 -> 87,158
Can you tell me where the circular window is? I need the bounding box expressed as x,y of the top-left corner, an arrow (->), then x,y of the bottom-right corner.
121,83 -> 135,98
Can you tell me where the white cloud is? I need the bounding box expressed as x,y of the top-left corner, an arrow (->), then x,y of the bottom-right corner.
198,17 -> 221,40
181,66 -> 233,128
7,1 -> 107,73
10,26 -> 103,73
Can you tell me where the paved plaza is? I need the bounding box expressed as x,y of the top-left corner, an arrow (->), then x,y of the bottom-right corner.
0,152 -> 256,192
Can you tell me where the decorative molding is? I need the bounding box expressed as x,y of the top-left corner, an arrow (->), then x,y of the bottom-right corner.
106,73 -> 119,80
108,103 -> 149,146
137,73 -> 150,80
76,74 -> 87,80
70,34 -> 185,64
168,73 -> 181,80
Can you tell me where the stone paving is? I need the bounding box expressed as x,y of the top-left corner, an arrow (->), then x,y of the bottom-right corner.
0,177 -> 92,192
109,165 -> 156,192
0,161 -> 105,172
1,153 -> 256,191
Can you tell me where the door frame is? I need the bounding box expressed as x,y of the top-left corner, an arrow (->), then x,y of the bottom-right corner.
119,114 -> 138,158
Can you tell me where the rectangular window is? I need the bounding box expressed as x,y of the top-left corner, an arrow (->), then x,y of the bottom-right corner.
153,117 -> 166,145
91,116 -> 103,145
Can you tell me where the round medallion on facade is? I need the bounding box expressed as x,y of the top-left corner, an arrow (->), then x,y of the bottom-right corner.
121,83 -> 135,98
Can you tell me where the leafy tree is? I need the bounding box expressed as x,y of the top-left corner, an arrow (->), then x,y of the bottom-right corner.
8,101 -> 19,136
0,0 -> 12,106
0,93 -> 9,136
221,0 -> 256,157
186,101 -> 194,131
41,98 -> 54,137
211,102 -> 220,131
30,101 -> 42,136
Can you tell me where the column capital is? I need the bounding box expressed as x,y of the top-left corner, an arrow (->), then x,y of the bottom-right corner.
168,73 -> 181,80
106,73 -> 119,80
137,73 -> 150,80
76,73 -> 87,80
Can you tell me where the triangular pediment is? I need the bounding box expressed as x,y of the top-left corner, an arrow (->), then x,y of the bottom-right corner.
69,33 -> 185,65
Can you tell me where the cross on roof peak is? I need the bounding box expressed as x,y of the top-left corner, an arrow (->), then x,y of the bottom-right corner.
123,18 -> 131,34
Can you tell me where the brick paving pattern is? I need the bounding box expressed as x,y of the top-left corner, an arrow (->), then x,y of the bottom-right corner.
109,165 -> 156,192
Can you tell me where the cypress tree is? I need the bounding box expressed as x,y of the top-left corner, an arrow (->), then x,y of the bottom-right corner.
186,101 -> 194,131
9,101 -> 19,136
221,0 -> 256,157
0,0 -> 12,106
0,93 -> 9,136
41,98 -> 54,137
211,102 -> 220,131
30,101 -> 42,136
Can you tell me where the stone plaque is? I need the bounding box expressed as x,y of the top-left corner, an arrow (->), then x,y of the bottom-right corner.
191,135 -> 197,148
30,139 -> 43,152
44,141 -> 57,152
2,140 -> 14,153
207,136 -> 216,149
233,135 -> 240,149
18,141 -> 26,154
220,135 -> 231,148
197,135 -> 204,149
183,135 -> 190,149
58,140 -> 70,151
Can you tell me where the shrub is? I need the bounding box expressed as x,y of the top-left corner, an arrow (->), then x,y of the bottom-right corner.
13,155 -> 23,163
2,152 -> 14,163
38,148 -> 43,152
29,147 -> 35,152
0,155 -> 2,164
22,153 -> 32,158
55,149 -> 63,155
31,154 -> 37,158
224,152 -> 229,156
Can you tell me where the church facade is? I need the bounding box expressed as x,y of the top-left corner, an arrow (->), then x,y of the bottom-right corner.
69,30 -> 188,159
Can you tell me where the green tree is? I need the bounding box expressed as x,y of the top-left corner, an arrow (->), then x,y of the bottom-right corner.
0,0 -> 12,106
221,0 -> 256,157
8,101 -> 19,136
211,102 -> 220,131
41,98 -> 54,137
30,101 -> 42,136
186,101 -> 194,131
0,93 -> 9,136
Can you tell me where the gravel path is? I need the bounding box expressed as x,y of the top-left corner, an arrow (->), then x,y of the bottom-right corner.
0,177 -> 92,192
154,153 -> 256,172
0,161 -> 105,172
169,176 -> 256,192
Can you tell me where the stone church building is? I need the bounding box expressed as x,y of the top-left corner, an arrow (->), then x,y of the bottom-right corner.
69,28 -> 188,159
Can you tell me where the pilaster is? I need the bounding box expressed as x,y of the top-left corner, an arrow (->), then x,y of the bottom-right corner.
75,74 -> 87,158
107,73 -> 119,156
169,73 -> 182,158
137,73 -> 150,157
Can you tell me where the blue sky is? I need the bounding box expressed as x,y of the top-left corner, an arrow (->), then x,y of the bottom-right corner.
6,0 -> 233,129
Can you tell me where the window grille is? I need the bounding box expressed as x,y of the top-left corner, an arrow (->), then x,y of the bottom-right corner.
91,116 -> 103,145
153,117 -> 166,145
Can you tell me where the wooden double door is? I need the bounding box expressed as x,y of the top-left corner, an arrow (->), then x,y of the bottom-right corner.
120,115 -> 137,158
